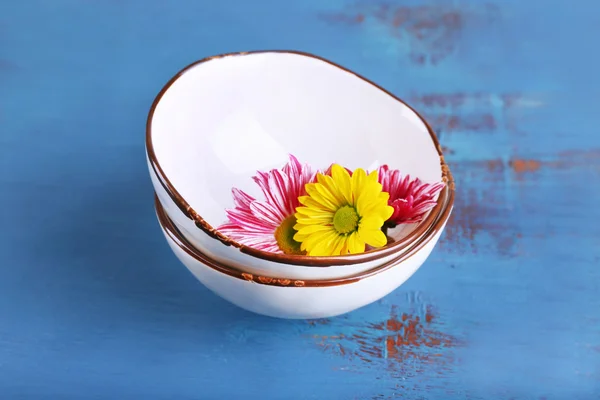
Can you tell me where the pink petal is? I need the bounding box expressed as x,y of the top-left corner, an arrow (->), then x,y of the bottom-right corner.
220,154 -> 318,254
231,188 -> 255,210
226,209 -> 278,231
377,166 -> 445,225
269,170 -> 291,216
249,201 -> 285,226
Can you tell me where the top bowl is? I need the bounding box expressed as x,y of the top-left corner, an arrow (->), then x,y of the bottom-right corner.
146,50 -> 453,273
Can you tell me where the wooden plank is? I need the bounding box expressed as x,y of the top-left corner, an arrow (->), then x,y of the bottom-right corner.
0,0 -> 598,398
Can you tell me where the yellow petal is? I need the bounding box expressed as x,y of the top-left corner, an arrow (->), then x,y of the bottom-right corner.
359,215 -> 385,231
340,239 -> 349,255
358,228 -> 388,248
295,215 -> 333,225
354,182 -> 392,220
315,180 -> 345,209
351,168 -> 368,205
305,183 -> 340,210
367,169 -> 379,183
317,173 -> 347,205
293,224 -> 333,241
374,191 -> 392,217
297,196 -> 311,207
297,196 -> 337,213
295,206 -> 333,218
378,191 -> 390,203
347,232 -> 366,254
323,234 -> 345,256
382,204 -> 394,221
355,181 -> 378,216
299,228 -> 335,253
308,231 -> 339,256
295,216 -> 333,226
331,164 -> 353,204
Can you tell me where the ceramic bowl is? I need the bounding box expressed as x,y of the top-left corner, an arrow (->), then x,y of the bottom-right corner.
155,193 -> 453,319
146,50 -> 453,277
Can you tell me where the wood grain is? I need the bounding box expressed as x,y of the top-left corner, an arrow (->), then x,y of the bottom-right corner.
0,0 -> 598,398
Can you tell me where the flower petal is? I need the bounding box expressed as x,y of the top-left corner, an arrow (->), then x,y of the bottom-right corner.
295,206 -> 334,218
330,234 -> 346,256
297,196 -> 337,213
331,164 -> 353,204
347,232 -> 365,254
295,215 -> 333,226
351,168 -> 369,205
221,154 -> 321,254
293,223 -> 333,241
299,229 -> 336,255
249,201 -> 285,225
315,175 -> 347,207
358,227 -> 388,248
305,182 -> 340,211
307,230 -> 340,256
316,174 -> 345,205
359,215 -> 385,231
231,188 -> 256,209
355,181 -> 380,216
376,165 -> 445,225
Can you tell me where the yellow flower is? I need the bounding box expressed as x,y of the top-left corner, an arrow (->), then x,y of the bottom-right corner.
293,164 -> 394,256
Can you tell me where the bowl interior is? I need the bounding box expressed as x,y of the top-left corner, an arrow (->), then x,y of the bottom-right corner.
149,51 -> 443,243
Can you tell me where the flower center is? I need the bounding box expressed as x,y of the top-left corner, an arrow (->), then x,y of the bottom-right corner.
333,205 -> 359,234
274,215 -> 304,255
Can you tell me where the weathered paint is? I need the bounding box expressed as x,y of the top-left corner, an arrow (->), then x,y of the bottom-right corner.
321,2 -> 500,66
311,304 -> 460,367
1,0 -> 599,399
408,92 -> 527,134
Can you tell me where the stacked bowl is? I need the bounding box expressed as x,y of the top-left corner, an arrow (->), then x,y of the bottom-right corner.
146,51 -> 455,319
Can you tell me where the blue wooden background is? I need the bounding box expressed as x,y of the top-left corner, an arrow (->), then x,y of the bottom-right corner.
1,0 -> 599,398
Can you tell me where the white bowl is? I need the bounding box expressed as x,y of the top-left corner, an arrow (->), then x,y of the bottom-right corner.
146,50 -> 453,277
155,195 -> 453,319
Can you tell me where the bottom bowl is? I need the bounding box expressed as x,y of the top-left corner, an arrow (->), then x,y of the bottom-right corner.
155,196 -> 452,319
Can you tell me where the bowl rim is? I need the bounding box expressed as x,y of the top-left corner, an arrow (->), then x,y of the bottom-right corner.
156,185 -> 453,288
146,50 -> 455,266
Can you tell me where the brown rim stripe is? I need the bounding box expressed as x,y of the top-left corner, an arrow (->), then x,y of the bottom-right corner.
155,188 -> 454,288
147,50 -> 455,266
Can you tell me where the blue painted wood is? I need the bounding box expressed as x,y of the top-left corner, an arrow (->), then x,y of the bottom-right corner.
1,0 -> 599,398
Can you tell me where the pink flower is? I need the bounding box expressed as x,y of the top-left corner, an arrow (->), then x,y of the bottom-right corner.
218,155 -> 316,254
376,165 -> 445,226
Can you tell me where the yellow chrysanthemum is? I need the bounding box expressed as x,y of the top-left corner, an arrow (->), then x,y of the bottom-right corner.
293,164 -> 395,256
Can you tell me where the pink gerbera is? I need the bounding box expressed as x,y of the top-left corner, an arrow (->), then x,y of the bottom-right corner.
218,155 -> 316,255
376,165 -> 445,226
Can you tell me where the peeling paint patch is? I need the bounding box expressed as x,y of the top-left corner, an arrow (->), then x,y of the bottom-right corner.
309,304 -> 460,378
426,113 -> 497,133
319,11 -> 365,25
408,92 -> 534,134
509,149 -> 600,178
319,2 -> 500,65
441,149 -> 600,254
442,159 -> 517,255
410,92 -> 520,109
509,159 -> 541,174
306,318 -> 330,327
